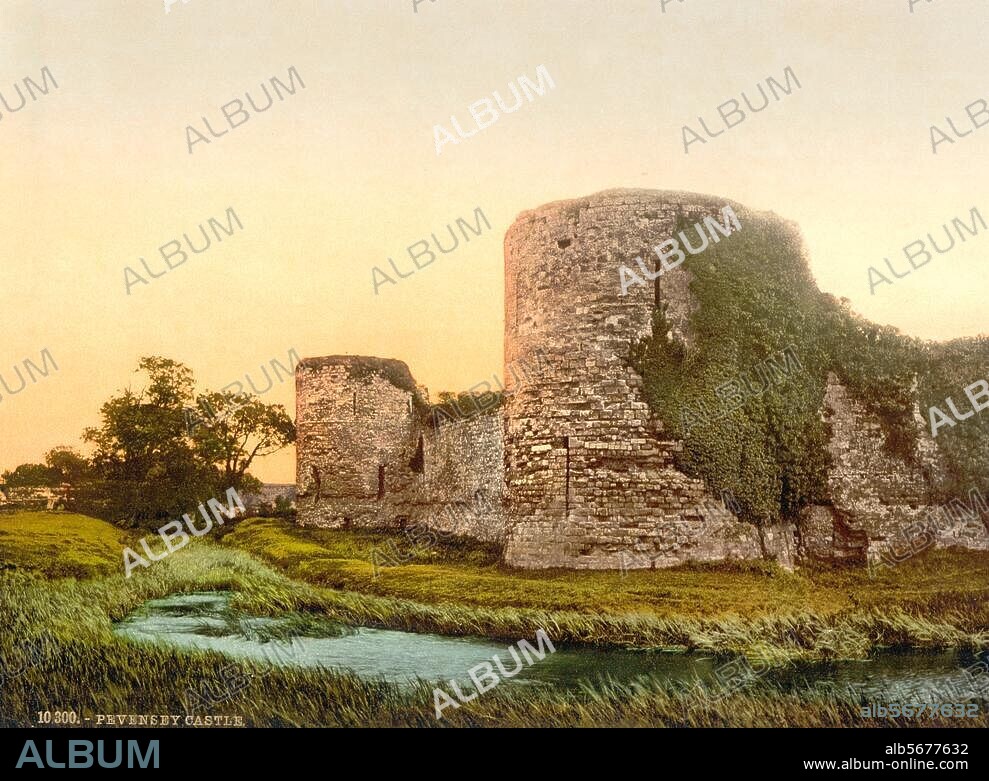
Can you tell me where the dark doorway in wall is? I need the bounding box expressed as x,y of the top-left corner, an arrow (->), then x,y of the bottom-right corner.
410,435 -> 425,474
353,391 -> 357,415
377,465 -> 386,499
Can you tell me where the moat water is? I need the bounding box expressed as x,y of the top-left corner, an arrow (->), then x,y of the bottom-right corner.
113,592 -> 986,701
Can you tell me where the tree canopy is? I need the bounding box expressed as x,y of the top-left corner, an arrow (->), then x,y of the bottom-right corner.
5,356 -> 296,528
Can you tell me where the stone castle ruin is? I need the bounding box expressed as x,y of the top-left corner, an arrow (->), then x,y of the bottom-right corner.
296,189 -> 988,569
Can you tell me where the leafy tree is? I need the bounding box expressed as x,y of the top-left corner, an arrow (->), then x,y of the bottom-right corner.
79,357 -> 295,528
45,447 -> 91,485
190,390 -> 295,491
1,463 -> 58,489
274,495 -> 295,516
83,358 -> 216,526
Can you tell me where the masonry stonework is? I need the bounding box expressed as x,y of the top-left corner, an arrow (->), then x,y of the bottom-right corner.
501,190 -> 795,569
803,372 -> 987,561
295,356 -> 505,542
296,188 -> 985,570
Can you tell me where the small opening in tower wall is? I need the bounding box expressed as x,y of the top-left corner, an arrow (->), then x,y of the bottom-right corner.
353,391 -> 357,415
377,465 -> 386,499
311,465 -> 322,506
410,435 -> 425,474
557,238 -> 572,249
564,435 -> 571,517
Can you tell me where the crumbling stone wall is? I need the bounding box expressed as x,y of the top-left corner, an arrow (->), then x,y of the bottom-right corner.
0,485 -> 65,510
806,372 -> 988,560
420,412 -> 505,542
297,188 -> 986,570
823,373 -> 941,536
820,373 -> 939,554
296,356 -> 420,525
295,356 -> 505,541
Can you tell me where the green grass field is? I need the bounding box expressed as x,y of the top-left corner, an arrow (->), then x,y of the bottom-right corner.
1,510 -> 987,727
227,516 -> 984,623
219,517 -> 989,658
0,511 -> 133,579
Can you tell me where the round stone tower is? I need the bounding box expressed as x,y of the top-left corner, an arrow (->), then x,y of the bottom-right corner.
502,189 -> 769,569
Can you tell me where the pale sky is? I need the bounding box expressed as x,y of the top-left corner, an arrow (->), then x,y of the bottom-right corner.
1,0 -> 987,482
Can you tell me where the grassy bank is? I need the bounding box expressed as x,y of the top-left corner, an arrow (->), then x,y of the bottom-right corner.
2,511 -> 988,727
0,543 -> 984,728
219,517 -> 989,661
0,510 -> 132,579
3,512 -> 988,661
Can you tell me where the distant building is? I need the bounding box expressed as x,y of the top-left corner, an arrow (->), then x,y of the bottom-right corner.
242,484 -> 297,513
0,484 -> 67,510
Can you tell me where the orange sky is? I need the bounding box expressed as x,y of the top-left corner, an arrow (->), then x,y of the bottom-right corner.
2,0 -> 988,483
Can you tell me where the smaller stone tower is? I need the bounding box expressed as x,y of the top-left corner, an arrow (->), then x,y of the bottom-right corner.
296,356 -> 422,527
296,355 -> 506,541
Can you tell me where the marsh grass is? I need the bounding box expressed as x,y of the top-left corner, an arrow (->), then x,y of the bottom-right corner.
2,566 -> 985,730
219,517 -> 989,660
2,512 -> 988,727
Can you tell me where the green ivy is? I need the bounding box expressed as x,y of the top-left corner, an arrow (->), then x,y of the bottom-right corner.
633,211 -> 987,526
915,338 -> 989,500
